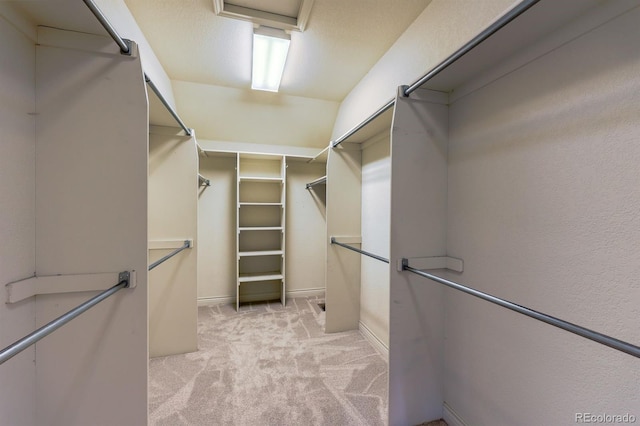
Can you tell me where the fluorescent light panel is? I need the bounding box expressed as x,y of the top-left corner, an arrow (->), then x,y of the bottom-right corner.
252,27 -> 290,92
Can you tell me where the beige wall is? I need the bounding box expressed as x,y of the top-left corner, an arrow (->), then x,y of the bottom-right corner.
325,145 -> 362,332
197,153 -> 327,305
34,28 -> 148,426
198,154 -> 237,304
148,126 -> 198,357
389,89 -> 449,425
285,161 -> 327,295
360,134 -> 391,352
444,4 -> 640,424
332,0 -> 515,141
174,80 -> 339,148
95,0 -> 178,127
0,10 -> 36,425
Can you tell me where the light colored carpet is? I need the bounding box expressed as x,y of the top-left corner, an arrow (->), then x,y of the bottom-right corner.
149,296 -> 388,425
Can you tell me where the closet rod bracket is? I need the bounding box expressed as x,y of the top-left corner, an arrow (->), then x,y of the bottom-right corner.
119,271 -> 132,288
399,85 -> 410,98
399,256 -> 464,273
120,39 -> 133,56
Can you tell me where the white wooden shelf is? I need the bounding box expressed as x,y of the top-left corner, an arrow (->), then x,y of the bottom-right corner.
238,250 -> 284,257
239,227 -> 283,231
238,272 -> 284,283
239,176 -> 284,183
239,202 -> 283,206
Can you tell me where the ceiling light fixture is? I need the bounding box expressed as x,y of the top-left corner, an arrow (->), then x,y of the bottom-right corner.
252,26 -> 290,92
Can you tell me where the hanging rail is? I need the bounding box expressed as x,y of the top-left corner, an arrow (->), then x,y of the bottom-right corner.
331,237 -> 389,264
331,0 -> 541,148
401,260 -> 640,359
332,99 -> 395,148
82,0 -> 193,136
148,240 -> 191,271
306,176 -> 327,189
198,174 -> 211,187
0,272 -> 131,365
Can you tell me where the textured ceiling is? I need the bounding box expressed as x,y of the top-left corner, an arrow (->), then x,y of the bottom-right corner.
123,0 -> 431,102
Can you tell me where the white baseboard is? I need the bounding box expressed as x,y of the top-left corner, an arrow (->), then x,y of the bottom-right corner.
443,402 -> 467,426
358,321 -> 388,362
197,295 -> 234,307
287,287 -> 325,298
197,288 -> 325,307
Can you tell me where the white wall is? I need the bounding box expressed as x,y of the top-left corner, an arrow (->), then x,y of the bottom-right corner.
0,10 -> 36,426
389,89 -> 449,425
198,154 -> 237,304
94,0 -> 172,106
34,28 -> 148,426
286,161 -> 327,296
174,80 -> 339,148
360,133 -> 391,352
325,145 -> 362,332
332,0 -> 515,140
197,154 -> 327,304
444,4 -> 640,424
94,0 -> 180,127
148,126 -> 198,357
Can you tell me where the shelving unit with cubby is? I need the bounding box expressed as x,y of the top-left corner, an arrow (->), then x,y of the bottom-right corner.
236,153 -> 286,310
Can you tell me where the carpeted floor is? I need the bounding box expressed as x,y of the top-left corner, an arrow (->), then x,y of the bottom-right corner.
149,296 -> 388,425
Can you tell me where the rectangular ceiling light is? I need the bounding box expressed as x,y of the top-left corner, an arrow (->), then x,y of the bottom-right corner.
252,27 -> 290,92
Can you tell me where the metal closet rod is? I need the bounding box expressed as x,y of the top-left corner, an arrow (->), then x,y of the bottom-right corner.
330,237 -> 389,264
82,0 -> 193,137
306,176 -> 326,189
331,0 -> 541,148
402,261 -> 640,359
148,240 -> 191,271
0,272 -> 131,365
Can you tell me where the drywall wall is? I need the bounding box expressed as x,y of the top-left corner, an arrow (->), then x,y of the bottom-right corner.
148,126 -> 198,357
445,4 -> 640,424
360,133 -> 391,353
198,154 -> 237,305
174,80 -> 339,148
325,145 -> 362,332
0,11 -> 36,425
389,88 -> 449,426
197,154 -> 326,305
94,0 -> 178,127
34,28 -> 148,426
286,161 -> 327,297
332,0 -> 515,140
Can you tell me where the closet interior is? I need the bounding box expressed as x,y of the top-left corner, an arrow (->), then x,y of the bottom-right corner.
326,1 -> 640,425
197,148 -> 327,310
1,0 -> 639,425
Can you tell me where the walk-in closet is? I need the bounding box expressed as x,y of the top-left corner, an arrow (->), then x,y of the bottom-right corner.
1,0 -> 638,425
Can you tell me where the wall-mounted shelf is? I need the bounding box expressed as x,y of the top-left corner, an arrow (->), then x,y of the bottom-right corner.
239,272 -> 284,283
239,226 -> 283,231
239,176 -> 284,183
239,250 -> 284,257
239,202 -> 283,206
